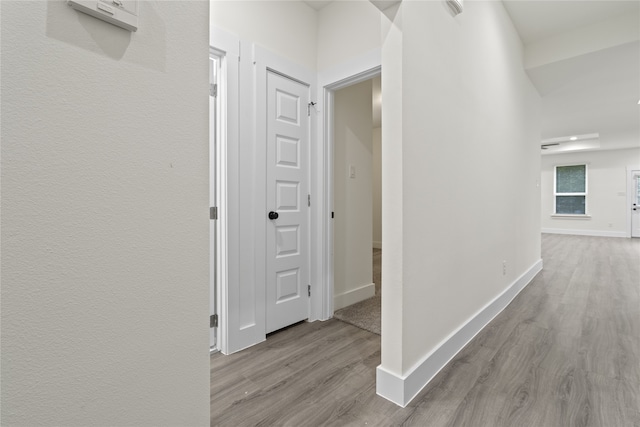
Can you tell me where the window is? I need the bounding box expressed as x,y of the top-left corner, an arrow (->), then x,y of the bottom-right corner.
554,164 -> 587,215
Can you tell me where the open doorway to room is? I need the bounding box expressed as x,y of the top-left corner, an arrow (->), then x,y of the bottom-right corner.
328,73 -> 382,335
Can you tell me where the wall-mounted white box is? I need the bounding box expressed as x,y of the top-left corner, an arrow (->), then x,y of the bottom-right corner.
68,0 -> 138,32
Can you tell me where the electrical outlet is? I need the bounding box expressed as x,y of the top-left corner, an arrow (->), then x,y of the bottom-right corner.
502,261 -> 507,276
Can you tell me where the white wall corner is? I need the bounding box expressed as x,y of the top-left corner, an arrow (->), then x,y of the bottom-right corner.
370,0 -> 402,13
334,283 -> 376,311
376,259 -> 543,407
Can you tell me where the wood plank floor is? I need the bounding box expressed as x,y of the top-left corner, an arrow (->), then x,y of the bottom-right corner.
211,234 -> 640,426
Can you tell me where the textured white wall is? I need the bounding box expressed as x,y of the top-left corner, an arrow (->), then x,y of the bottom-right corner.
541,148 -> 640,235
1,1 -> 210,425
333,79 -> 374,307
210,0 -> 317,70
380,0 -> 541,375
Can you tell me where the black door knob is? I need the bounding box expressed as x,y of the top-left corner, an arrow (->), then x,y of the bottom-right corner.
268,211 -> 279,220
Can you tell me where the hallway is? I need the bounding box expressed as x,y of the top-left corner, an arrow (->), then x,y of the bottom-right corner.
210,234 -> 640,426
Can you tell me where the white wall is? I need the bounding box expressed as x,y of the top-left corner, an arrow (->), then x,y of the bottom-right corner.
317,0 -> 382,72
379,0 -> 541,402
541,148 -> 640,237
372,127 -> 383,248
1,2 -> 210,425
210,1 -> 317,70
401,0 -> 541,377
333,79 -> 375,310
380,1 -> 405,375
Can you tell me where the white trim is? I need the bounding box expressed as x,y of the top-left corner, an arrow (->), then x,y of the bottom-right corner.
549,214 -> 591,219
209,53 -> 220,351
553,164 -> 588,215
373,241 -> 382,249
210,26 -> 239,355
542,228 -> 628,238
376,259 -> 543,407
333,283 -> 376,311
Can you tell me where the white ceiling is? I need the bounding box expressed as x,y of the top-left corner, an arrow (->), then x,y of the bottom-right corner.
503,1 -> 640,151
502,1 -> 639,44
303,0 -> 639,152
528,41 -> 639,139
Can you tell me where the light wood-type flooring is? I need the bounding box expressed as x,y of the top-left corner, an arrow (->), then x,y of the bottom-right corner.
210,234 -> 640,426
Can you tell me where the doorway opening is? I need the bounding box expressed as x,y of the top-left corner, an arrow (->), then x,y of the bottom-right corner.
323,68 -> 382,334
629,168 -> 640,238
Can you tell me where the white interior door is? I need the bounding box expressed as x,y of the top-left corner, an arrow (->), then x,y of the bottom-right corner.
632,171 -> 640,238
265,70 -> 310,334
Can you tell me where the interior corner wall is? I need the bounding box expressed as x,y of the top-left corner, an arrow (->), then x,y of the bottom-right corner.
373,127 -> 383,248
210,1 -> 317,71
1,1 -> 210,425
397,0 -> 541,378
541,147 -> 640,236
333,80 -> 375,310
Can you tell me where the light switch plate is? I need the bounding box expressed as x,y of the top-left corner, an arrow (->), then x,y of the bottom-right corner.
68,0 -> 138,32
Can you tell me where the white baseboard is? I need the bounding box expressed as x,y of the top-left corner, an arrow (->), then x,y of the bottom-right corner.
373,241 -> 382,249
376,258 -> 543,407
542,228 -> 627,238
333,283 -> 376,311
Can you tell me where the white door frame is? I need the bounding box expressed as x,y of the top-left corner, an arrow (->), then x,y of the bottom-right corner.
209,51 -> 219,351
628,166 -> 640,238
209,28 -> 239,355
316,50 -> 382,320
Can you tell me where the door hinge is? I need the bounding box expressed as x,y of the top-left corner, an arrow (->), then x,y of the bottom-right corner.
308,285 -> 311,297
210,314 -> 218,328
210,83 -> 217,98
210,207 -> 218,220
308,194 -> 311,207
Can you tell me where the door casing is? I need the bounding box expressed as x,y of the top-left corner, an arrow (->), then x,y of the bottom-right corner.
318,55 -> 382,320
